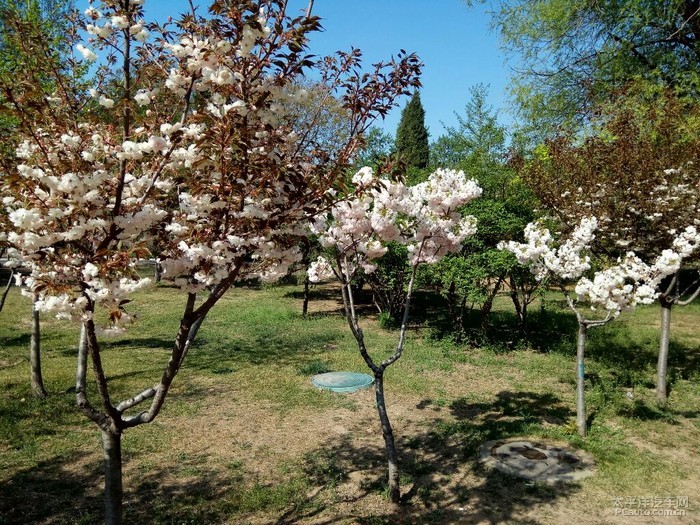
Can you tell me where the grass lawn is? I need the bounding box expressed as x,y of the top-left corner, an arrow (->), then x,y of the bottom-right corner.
0,280 -> 698,524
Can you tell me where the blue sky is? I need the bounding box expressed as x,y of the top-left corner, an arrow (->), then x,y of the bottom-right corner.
108,0 -> 513,140
289,0 -> 510,140
287,0 -> 513,139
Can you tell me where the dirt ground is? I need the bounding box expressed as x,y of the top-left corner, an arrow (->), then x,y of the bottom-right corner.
107,368 -> 698,525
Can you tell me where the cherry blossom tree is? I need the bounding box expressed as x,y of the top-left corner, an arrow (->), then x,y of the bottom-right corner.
308,167 -> 482,503
0,0 -> 78,399
517,88 -> 700,404
0,0 -> 421,522
501,218 -> 700,436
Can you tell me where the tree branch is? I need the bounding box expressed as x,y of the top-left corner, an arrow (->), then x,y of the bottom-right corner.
337,254 -> 379,374
380,263 -> 418,370
75,322 -> 108,427
122,292 -> 198,428
116,384 -> 158,413
677,273 -> 700,305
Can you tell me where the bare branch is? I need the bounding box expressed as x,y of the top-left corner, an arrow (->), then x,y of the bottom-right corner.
667,4 -> 700,40
677,273 -> 700,305
116,385 -> 158,413
380,263 -> 418,370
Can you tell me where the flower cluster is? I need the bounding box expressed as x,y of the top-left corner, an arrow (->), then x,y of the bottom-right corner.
4,119 -> 172,331
501,218 -> 700,315
307,256 -> 335,282
309,168 -> 482,281
574,252 -> 658,312
500,217 -> 597,281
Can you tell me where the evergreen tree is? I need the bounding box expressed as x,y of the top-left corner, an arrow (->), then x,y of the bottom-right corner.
431,84 -> 507,197
395,91 -> 429,170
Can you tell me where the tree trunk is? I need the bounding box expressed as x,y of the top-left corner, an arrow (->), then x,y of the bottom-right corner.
520,301 -> 528,331
576,322 -> 587,437
510,290 -> 523,326
509,276 -> 529,332
0,268 -> 13,313
480,276 -> 504,336
302,275 -> 310,316
101,429 -> 123,525
30,294 -> 47,399
447,280 -> 456,322
656,300 -> 672,405
374,371 -> 400,504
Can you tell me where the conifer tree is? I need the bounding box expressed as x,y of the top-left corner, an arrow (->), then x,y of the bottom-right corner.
395,91 -> 429,170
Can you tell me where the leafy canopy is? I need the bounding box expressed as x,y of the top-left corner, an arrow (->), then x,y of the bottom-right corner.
479,0 -> 700,134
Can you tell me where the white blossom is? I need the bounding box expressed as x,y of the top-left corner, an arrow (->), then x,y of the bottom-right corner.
76,44 -> 97,62
311,168 -> 481,281
111,15 -> 129,29
502,217 -> 700,315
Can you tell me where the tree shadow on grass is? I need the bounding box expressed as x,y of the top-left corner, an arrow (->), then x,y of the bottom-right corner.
614,398 -> 697,422
423,300 -> 580,356
668,339 -> 700,381
126,450 -> 336,525
2,446 -> 328,525
413,391 -> 574,460
0,332 -> 31,348
101,337 -> 175,352
423,298 -> 699,406
125,455 -> 237,524
584,322 -> 700,405
283,286 -> 341,303
0,390 -> 581,525
0,452 -> 103,524
183,331 -> 340,372
518,309 -> 578,354
281,390 -> 579,525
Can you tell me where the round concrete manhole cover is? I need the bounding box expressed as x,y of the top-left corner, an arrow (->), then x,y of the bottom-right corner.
311,372 -> 374,393
479,439 -> 595,483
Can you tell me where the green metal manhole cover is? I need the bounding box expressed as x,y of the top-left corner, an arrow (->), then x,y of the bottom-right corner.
311,372 -> 374,393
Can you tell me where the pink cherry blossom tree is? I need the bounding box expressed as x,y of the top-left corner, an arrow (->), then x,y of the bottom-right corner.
0,1 -> 421,522
308,167 -> 482,503
501,218 -> 700,436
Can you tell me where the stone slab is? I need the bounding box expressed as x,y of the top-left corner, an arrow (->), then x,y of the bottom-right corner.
479,438 -> 595,483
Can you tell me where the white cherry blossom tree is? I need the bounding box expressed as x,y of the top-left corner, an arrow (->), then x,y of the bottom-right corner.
0,0 -> 421,522
308,167 -> 482,503
501,218 -> 700,436
518,92 -> 700,404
